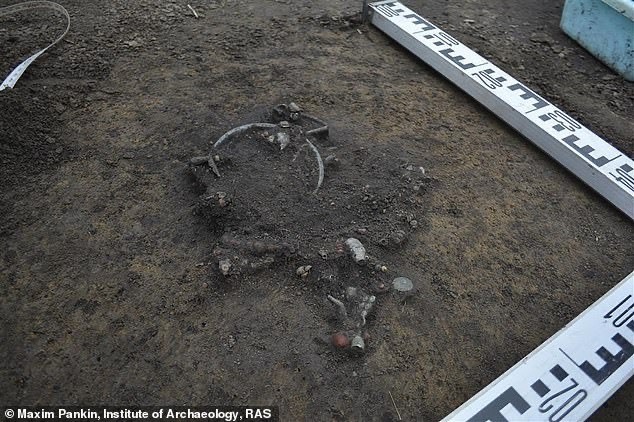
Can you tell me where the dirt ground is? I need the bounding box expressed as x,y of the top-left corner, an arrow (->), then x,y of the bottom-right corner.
1,0 -> 633,420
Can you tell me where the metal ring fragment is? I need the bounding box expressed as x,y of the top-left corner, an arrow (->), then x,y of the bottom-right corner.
305,138 -> 324,194
213,123 -> 278,148
212,121 -> 325,194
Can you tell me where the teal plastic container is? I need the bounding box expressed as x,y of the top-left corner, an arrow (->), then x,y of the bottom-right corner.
561,0 -> 634,80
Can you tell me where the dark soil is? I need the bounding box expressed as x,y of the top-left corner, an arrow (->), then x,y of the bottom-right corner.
189,104 -> 433,357
1,0 -> 632,421
190,104 -> 430,267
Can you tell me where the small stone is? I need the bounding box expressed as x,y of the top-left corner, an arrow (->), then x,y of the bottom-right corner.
276,132 -> 290,150
216,191 -> 229,207
124,39 -> 142,48
346,287 -> 358,299
122,152 -> 135,160
393,277 -> 414,292
296,265 -> 312,278
190,156 -> 208,165
389,230 -> 406,246
530,32 -> 553,45
219,259 -> 232,276
279,120 -> 290,128
409,220 -> 418,228
324,155 -> 339,166
380,265 -> 388,273
320,274 -> 335,282
252,241 -> 267,255
213,155 -> 221,162
345,238 -> 367,265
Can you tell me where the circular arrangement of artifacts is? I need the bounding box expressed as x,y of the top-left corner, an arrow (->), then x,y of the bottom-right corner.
190,102 -> 433,354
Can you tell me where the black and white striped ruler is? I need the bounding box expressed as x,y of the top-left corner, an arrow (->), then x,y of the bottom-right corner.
366,1 -> 634,421
444,272 -> 633,421
367,1 -> 634,220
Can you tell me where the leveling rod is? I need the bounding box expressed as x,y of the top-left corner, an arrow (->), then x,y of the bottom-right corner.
364,2 -> 634,421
